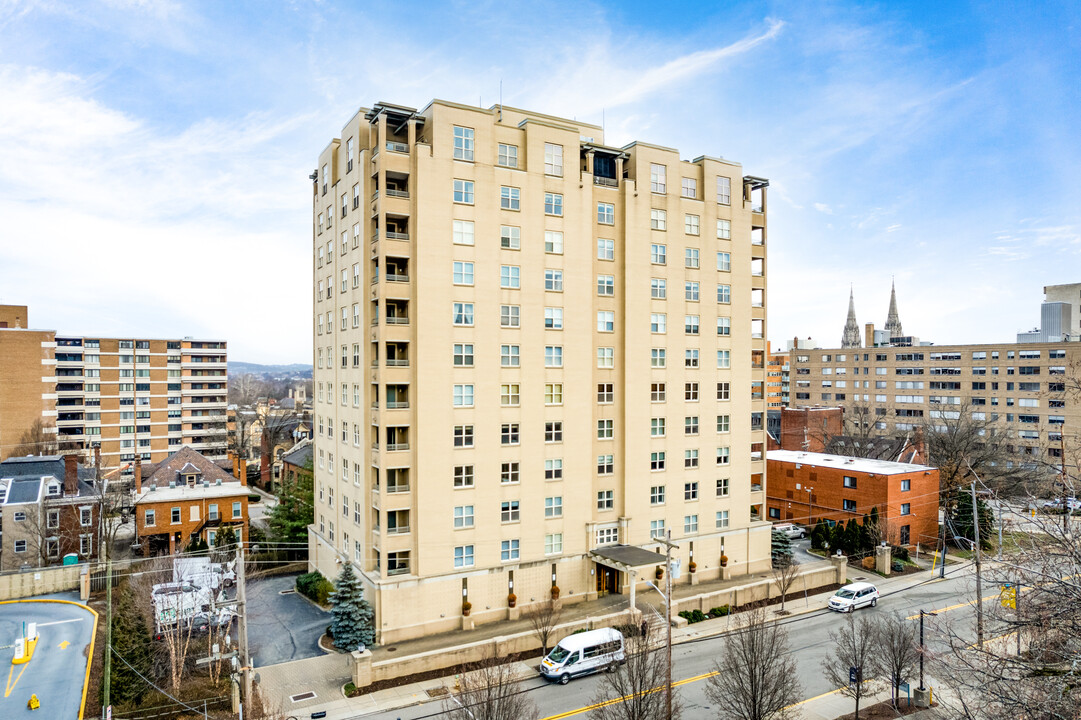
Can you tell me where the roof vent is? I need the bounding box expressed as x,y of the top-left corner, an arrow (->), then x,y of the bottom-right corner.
203,480 -> 209,488
216,478 -> 222,486
169,481 -> 176,489
150,483 -> 156,492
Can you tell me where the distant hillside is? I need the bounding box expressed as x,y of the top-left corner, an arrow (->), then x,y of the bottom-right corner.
229,361 -> 312,377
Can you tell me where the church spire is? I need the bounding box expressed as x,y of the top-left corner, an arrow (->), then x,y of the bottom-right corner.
885,278 -> 904,339
841,286 -> 861,348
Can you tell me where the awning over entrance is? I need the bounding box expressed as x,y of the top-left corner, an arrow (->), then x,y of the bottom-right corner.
590,545 -> 667,572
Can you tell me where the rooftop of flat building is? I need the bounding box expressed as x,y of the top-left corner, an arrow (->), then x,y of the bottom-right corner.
767,449 -> 935,475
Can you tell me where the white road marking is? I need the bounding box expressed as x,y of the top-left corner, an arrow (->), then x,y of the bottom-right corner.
36,618 -> 84,627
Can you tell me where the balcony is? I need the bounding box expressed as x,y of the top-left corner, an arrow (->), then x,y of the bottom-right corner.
385,230 -> 409,241
386,141 -> 409,154
386,358 -> 409,367
386,563 -> 410,576
386,442 -> 410,451
386,401 -> 410,409
386,484 -> 410,494
386,188 -> 409,199
386,273 -> 409,283
385,316 -> 409,325
594,176 -> 618,187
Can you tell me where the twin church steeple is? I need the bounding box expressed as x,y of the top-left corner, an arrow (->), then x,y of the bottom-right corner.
840,280 -> 904,348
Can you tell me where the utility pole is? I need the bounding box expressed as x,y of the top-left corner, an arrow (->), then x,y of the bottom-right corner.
102,559 -> 112,716
919,609 -> 936,692
236,542 -> 251,707
1061,427 -> 1069,534
971,480 -> 984,649
996,493 -> 1003,562
657,531 -> 679,720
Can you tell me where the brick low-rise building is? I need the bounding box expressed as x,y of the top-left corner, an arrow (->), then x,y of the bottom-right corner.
134,446 -> 249,555
766,449 -> 939,548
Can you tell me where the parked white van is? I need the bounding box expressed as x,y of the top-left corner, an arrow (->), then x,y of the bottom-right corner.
540,627 -> 625,684
827,582 -> 879,613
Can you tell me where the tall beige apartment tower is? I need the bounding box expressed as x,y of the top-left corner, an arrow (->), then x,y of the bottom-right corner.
308,100 -> 771,643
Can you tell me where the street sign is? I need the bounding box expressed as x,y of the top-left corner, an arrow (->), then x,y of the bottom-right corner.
1000,584 -> 1016,609
849,666 -> 859,684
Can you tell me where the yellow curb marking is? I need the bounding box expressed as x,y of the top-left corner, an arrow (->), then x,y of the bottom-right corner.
4,662 -> 29,698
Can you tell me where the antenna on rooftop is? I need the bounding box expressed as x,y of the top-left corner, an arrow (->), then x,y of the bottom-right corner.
499,80 -> 503,122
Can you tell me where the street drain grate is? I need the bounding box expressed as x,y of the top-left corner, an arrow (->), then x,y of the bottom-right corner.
427,687 -> 449,698
279,589 -> 297,595
290,691 -> 317,703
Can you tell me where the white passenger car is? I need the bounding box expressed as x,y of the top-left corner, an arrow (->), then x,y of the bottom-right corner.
828,582 -> 879,612
540,627 -> 625,684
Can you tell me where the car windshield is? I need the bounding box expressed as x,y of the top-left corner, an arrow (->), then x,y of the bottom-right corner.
547,645 -> 572,663
835,589 -> 856,599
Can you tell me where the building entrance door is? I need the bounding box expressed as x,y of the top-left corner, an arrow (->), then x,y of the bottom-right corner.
596,565 -> 619,596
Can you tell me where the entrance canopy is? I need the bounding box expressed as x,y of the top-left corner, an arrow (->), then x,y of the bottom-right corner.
590,544 -> 667,572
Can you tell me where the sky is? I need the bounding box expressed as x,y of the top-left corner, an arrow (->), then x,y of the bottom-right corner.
0,0 -> 1078,363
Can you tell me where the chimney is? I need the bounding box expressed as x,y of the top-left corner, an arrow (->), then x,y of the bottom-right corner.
232,454 -> 240,479
93,445 -> 101,471
64,454 -> 79,495
239,458 -> 248,486
864,323 -> 875,349
134,456 -> 143,494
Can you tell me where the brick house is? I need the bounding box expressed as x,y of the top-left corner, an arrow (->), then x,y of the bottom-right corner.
766,449 -> 939,548
134,446 -> 249,555
0,454 -> 101,571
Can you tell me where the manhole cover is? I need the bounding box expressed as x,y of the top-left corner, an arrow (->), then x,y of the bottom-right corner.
426,687 -> 449,698
386,646 -> 397,652
279,589 -> 297,595
290,691 -> 317,703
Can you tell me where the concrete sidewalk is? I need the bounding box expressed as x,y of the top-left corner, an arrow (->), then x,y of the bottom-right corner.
261,560 -> 970,720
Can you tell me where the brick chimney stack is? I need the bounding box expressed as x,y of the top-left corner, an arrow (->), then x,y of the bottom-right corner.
63,454 -> 79,495
134,457 -> 142,494
93,445 -> 101,471
239,458 -> 248,487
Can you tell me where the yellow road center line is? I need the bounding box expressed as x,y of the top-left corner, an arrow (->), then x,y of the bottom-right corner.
538,671 -> 719,720
906,591 -> 1002,620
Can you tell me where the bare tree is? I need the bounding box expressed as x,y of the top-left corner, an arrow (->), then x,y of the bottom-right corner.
590,631 -> 681,720
443,650 -> 538,720
129,558 -> 202,695
10,418 -> 58,457
524,598 -> 562,657
870,611 -> 919,708
705,606 -> 801,720
770,556 -> 800,615
824,613 -> 878,719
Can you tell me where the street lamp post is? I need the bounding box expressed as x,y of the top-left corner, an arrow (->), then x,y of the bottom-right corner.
916,609 -> 937,707
805,487 -> 814,524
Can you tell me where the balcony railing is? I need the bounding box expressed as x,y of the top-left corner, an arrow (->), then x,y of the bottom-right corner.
386,274 -> 409,283
385,316 -> 409,325
751,483 -> 763,492
385,231 -> 409,241
386,442 -> 410,451
750,204 -> 763,213
386,484 -> 410,494
387,525 -> 410,535
386,358 -> 409,367
386,401 -> 410,409
386,188 -> 409,198
386,141 -> 409,153
594,176 -> 618,187
387,564 -> 410,576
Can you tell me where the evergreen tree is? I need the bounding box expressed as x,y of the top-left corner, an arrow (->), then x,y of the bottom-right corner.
212,525 -> 237,563
950,491 -> 995,550
811,520 -> 829,550
867,507 -> 882,550
844,519 -> 862,555
105,582 -> 152,707
830,521 -> 847,553
267,457 -> 314,558
185,535 -> 209,554
859,513 -> 873,552
771,530 -> 793,568
330,562 -> 375,651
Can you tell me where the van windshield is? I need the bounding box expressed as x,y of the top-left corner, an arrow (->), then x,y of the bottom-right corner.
835,589 -> 856,599
547,645 -> 572,663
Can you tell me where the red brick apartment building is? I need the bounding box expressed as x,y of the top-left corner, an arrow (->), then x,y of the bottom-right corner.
766,449 -> 939,548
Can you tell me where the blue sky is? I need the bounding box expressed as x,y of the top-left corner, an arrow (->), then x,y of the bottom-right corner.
0,0 -> 1078,362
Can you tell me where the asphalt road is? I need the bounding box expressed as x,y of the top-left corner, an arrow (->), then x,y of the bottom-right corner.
247,573 -> 329,667
0,600 -> 96,720
353,565 -> 979,720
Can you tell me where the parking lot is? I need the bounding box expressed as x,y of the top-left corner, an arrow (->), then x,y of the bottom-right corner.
246,573 -> 329,667
0,599 -> 96,719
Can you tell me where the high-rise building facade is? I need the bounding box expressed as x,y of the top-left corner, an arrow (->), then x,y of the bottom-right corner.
0,307 -> 227,472
308,99 -> 772,643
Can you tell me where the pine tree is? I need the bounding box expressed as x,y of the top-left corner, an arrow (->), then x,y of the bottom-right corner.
212,525 -> 237,563
950,491 -> 995,550
830,521 -> 847,553
811,520 -> 829,550
771,530 -> 793,568
844,519 -> 862,555
330,562 -> 375,651
267,457 -> 314,558
106,583 -> 152,707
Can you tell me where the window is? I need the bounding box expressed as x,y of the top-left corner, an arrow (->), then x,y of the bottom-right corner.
14,540 -> 26,553
685,214 -> 700,235
598,454 -> 614,474
651,383 -> 666,402
453,343 -> 474,367
144,509 -> 156,526
500,185 -> 520,210
650,243 -> 667,265
901,479 -> 911,492
171,507 -> 181,523
597,490 -> 614,510
544,143 -> 563,175
650,163 -> 667,193
501,501 -> 520,523
544,345 -> 564,368
454,505 -> 474,528
685,315 -> 700,335
843,499 -> 857,512
598,383 -> 614,403
545,496 -> 563,517
685,382 -> 699,400
500,304 -> 520,327
453,126 -> 474,161
598,274 -> 614,296
685,281 -> 699,301
453,261 -> 474,285
651,313 -> 667,333
650,209 -> 667,230
501,384 -> 520,406
716,478 -> 730,497
717,284 -> 731,303
651,417 -> 666,437
453,302 -> 474,326
843,476 -> 857,489
651,451 -> 666,471
498,143 -> 518,167
685,416 -> 699,435
500,225 -> 520,249
454,545 -> 475,568
597,311 -> 614,332
651,485 -> 666,505
684,515 -> 699,533
716,510 -> 730,529
454,465 -> 474,488
545,193 -> 563,216
453,220 -> 475,245
500,344 -> 520,367
453,179 -> 474,204
685,450 -> 699,469
545,384 -> 563,405
544,307 -> 563,329
901,503 -> 911,516
597,419 -> 614,439
651,348 -> 666,368
501,462 -> 520,484
650,520 -> 666,539
545,534 -> 563,554
651,278 -> 667,299
545,269 -> 564,291
500,265 -> 520,288
544,456 -> 562,479
597,202 -> 615,224
598,347 -> 614,368
596,526 -> 620,545
453,425 -> 474,447
685,349 -> 699,368
717,176 -> 731,204
681,177 -> 697,198
453,384 -> 474,407
716,317 -> 731,336
716,447 -> 730,465
717,350 -> 731,369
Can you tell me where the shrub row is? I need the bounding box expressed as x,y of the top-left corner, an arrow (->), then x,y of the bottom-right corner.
296,571 -> 334,605
678,605 -> 730,624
